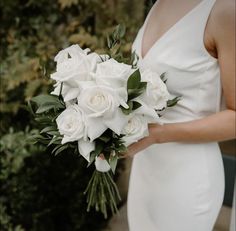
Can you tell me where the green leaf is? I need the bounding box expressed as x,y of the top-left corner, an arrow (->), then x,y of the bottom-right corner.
52,144 -> 69,156
132,101 -> 142,110
88,151 -> 97,167
47,131 -> 60,136
127,69 -> 141,90
167,96 -> 181,107
31,94 -> 58,105
113,24 -> 126,40
116,143 -> 127,153
120,101 -> 133,115
36,104 -> 57,114
109,154 -> 118,174
27,100 -> 35,115
139,81 -> 147,89
35,116 -> 52,123
31,94 -> 65,113
128,88 -> 144,100
40,126 -> 57,134
48,136 -> 62,146
131,51 -> 139,68
87,140 -> 104,167
107,35 -> 112,49
98,135 -> 111,143
117,24 -> 126,38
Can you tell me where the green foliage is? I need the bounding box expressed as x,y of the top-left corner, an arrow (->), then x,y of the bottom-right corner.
167,96 -> 181,107
0,0 -> 145,132
0,128 -> 43,180
0,129 -> 108,231
31,94 -> 65,114
121,69 -> 147,115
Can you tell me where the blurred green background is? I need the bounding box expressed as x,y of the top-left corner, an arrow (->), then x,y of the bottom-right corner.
0,0 -> 148,230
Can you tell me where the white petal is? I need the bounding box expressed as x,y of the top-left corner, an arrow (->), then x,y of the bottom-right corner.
104,109 -> 129,135
63,88 -> 80,102
135,103 -> 162,123
95,157 -> 111,172
116,88 -> 129,109
51,84 -> 61,96
61,135 -> 75,144
78,139 -> 95,162
87,117 -> 108,141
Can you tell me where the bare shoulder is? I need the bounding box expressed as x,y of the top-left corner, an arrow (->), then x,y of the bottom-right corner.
210,0 -> 235,41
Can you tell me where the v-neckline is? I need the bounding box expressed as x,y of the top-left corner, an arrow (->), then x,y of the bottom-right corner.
140,0 -> 207,60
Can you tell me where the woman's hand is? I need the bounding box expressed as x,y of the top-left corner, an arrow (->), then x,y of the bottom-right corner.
124,123 -> 164,158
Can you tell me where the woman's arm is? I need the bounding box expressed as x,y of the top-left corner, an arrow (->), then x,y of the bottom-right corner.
126,0 -> 235,157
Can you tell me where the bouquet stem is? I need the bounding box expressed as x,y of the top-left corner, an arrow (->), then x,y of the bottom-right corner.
84,170 -> 121,218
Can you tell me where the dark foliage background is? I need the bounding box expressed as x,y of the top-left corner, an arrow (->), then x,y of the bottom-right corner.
0,0 -> 146,230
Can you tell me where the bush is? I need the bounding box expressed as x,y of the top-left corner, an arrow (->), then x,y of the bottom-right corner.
0,129 -> 108,231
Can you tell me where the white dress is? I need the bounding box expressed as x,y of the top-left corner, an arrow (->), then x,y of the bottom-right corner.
127,0 -> 225,230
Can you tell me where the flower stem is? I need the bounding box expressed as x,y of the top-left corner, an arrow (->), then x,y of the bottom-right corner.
84,170 -> 121,218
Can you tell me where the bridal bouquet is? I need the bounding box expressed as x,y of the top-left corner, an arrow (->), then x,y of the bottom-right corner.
30,25 -> 179,218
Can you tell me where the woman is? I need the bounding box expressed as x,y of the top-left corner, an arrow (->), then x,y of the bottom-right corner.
127,0 -> 235,230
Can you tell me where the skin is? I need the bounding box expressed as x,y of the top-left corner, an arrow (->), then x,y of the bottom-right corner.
126,0 -> 236,157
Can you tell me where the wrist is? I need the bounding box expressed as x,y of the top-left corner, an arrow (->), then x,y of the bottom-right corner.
153,123 -> 174,143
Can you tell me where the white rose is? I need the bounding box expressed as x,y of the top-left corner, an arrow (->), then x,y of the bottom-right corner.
93,58 -> 132,88
78,84 -> 128,141
56,104 -> 87,144
79,84 -> 120,118
51,81 -> 80,102
51,44 -> 101,83
92,58 -> 133,109
140,69 -> 170,110
95,156 -> 111,172
122,114 -> 149,146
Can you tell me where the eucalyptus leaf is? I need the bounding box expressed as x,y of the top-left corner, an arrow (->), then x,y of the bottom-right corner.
117,24 -> 126,38
54,144 -> 69,156
40,126 -> 57,134
107,36 -> 112,49
47,131 -> 60,136
36,104 -> 57,114
31,94 -> 62,106
48,136 -> 62,146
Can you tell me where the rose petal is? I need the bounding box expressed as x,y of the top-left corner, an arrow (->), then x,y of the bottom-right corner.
51,84 -> 61,96
78,139 -> 95,162
104,109 -> 129,134
63,88 -> 80,102
135,103 -> 162,124
61,135 -> 75,144
87,117 -> 108,141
